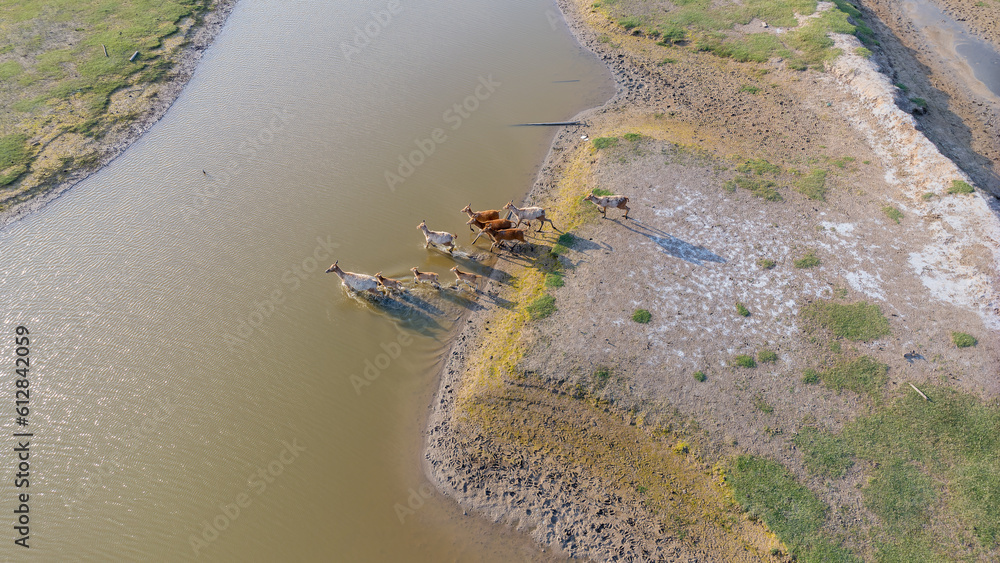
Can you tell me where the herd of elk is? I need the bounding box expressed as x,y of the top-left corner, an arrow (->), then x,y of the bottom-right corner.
328,189 -> 629,297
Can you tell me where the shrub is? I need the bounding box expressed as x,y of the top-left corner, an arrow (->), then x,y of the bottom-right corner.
736,302 -> 750,317
632,308 -> 652,323
735,355 -> 756,368
693,371 -> 707,382
758,349 -> 778,363
948,180 -> 974,194
527,294 -> 556,319
794,251 -> 820,269
951,332 -> 977,348
592,137 -> 618,149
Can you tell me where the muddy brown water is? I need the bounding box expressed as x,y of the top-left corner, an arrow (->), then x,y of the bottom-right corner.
0,1 -> 612,560
903,0 -> 1000,99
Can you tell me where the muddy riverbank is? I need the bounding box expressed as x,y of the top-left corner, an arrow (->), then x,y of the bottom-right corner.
425,0 -> 1000,560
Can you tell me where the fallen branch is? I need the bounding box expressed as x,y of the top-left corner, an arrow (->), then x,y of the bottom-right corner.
908,382 -> 929,401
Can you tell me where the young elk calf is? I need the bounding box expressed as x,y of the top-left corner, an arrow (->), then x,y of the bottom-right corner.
461,204 -> 501,231
417,221 -> 456,252
482,225 -> 527,252
374,272 -> 405,295
410,267 -> 440,289
503,201 -> 556,232
470,218 -> 513,243
326,261 -> 381,295
450,266 -> 481,290
584,193 -> 630,219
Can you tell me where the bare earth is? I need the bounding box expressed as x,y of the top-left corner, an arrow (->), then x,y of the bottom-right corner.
425,0 -> 1000,560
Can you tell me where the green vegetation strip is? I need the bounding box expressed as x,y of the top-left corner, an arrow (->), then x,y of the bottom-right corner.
726,456 -> 859,562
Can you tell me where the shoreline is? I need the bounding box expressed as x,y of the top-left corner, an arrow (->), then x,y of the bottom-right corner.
0,0 -> 239,232
425,0 -> 1000,559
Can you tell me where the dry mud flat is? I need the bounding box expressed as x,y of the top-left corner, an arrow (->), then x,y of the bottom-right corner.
426,0 -> 1000,560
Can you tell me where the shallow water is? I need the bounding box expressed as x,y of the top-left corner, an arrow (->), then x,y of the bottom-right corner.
0,0 -> 612,560
902,0 -> 1000,99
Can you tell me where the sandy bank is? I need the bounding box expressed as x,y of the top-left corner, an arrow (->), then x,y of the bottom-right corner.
425,0 -> 1000,560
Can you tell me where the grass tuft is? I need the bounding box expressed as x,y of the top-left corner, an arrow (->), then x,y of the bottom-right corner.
948,180 -> 975,195
693,370 -> 707,382
526,294 -> 557,320
758,349 -> 778,363
736,302 -> 750,317
757,258 -> 776,270
793,250 -> 820,269
794,169 -> 827,200
882,206 -> 903,224
592,137 -> 618,149
951,331 -> 977,348
734,354 -> 756,369
632,308 -> 652,324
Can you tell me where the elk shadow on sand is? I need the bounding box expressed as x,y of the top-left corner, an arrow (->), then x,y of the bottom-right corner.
620,219 -> 726,266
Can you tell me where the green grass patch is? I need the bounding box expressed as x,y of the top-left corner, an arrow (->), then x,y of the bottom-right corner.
802,301 -> 890,341
592,137 -> 618,149
951,331 -> 977,348
757,258 -> 776,270
594,366 -> 611,388
794,169 -> 827,200
793,250 -> 820,269
736,302 -> 750,317
854,47 -> 872,58
591,187 -> 614,196
737,158 -> 781,175
618,16 -> 642,30
758,349 -> 778,363
921,192 -> 935,201
739,85 -> 761,94
726,456 -> 857,561
632,308 -> 652,323
795,426 -> 854,477
910,97 -> 927,108
795,387 -> 1000,553
544,272 -> 565,288
882,205 -> 903,224
734,354 -> 756,368
802,369 -> 820,384
948,180 -> 975,195
527,294 -> 557,320
726,175 -> 782,201
815,356 -> 888,397
623,132 -> 642,142
693,370 -> 707,382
